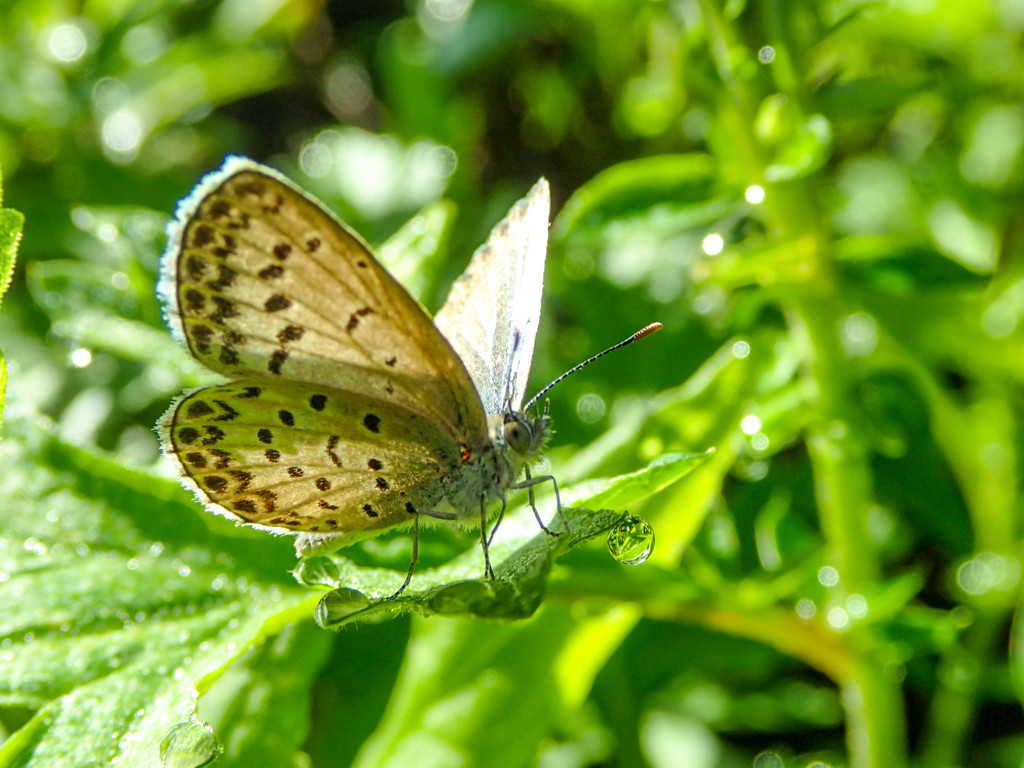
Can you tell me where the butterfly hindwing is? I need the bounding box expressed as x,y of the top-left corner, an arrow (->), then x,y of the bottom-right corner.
158,378 -> 458,541
434,179 -> 549,415
158,157 -> 488,442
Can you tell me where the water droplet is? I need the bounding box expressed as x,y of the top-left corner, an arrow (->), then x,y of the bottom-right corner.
827,607 -> 850,630
817,565 -> 839,587
796,598 -> 816,619
744,185 -> 765,204
607,513 -> 655,565
753,751 -> 783,768
294,556 -> 341,588
314,587 -> 372,629
702,233 -> 724,255
159,720 -> 221,768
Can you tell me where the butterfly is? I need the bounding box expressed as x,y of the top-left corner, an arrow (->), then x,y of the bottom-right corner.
156,156 -> 562,596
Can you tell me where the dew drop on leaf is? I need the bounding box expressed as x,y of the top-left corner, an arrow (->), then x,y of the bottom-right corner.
159,720 -> 222,768
606,513 -> 655,565
314,587 -> 372,629
293,555 -> 341,588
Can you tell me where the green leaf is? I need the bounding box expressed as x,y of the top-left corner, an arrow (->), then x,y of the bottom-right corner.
0,209 -> 20,314
314,451 -> 710,628
0,416 -> 328,767
345,453 -> 708,768
196,620 -> 332,768
353,604 -> 602,768
376,198 -> 457,303
552,154 -> 721,245
0,197 -> 23,428
764,114 -> 833,183
565,450 -> 715,510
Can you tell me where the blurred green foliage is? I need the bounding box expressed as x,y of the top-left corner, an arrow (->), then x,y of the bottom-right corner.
2,0 -> 1024,766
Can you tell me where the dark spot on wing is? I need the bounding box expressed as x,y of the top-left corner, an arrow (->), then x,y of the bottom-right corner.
177,427 -> 200,445
236,180 -> 265,197
258,428 -> 273,444
367,458 -> 382,470
310,394 -> 327,411
209,449 -> 232,469
191,325 -> 214,353
184,289 -> 205,312
265,448 -> 280,463
201,426 -> 225,446
273,243 -> 291,261
192,224 -> 215,247
362,504 -> 378,518
277,324 -> 303,343
233,499 -> 257,516
258,264 -> 285,280
229,470 -> 253,492
345,306 -> 375,332
288,466 -> 304,478
269,349 -> 288,375
375,477 -> 389,490
238,386 -> 261,399
209,264 -> 237,290
315,477 -> 331,491
362,414 -> 380,433
205,475 -> 227,492
278,410 -> 294,426
326,436 -> 342,467
185,452 -> 206,469
210,296 -> 238,324
212,400 -> 239,421
255,489 -> 277,513
185,255 -> 206,281
219,346 -> 239,366
264,294 -> 291,313
186,401 -> 214,419
208,200 -> 230,220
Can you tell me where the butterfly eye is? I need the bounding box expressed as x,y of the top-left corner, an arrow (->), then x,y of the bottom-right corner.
503,415 -> 533,454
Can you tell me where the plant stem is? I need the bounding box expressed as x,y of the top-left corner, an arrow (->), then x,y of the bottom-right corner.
692,2 -> 911,763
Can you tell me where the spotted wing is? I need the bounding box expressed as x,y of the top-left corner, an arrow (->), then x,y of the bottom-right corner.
157,156 -> 487,442
434,179 -> 549,416
158,378 -> 459,543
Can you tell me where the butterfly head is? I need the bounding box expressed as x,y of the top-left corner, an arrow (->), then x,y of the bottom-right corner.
501,408 -> 551,463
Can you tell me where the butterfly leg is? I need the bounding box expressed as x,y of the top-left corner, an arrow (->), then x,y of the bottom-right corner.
486,493 -> 508,549
517,466 -> 569,536
480,497 -> 496,580
386,513 -> 420,600
385,507 -> 460,597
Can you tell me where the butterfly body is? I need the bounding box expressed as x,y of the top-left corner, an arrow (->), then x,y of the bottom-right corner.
157,157 -> 553,573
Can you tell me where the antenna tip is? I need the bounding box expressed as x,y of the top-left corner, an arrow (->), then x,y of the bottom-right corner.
633,322 -> 663,341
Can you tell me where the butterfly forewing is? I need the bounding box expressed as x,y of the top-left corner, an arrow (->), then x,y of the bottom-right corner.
159,378 -> 456,541
158,158 -> 487,441
434,179 -> 549,415
157,157 -> 560,580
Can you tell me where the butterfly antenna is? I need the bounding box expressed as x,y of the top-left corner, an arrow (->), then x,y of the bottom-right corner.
523,322 -> 663,413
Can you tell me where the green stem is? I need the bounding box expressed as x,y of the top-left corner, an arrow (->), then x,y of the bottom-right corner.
919,609 -> 1006,767
693,3 -> 909,764
790,295 -> 879,589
